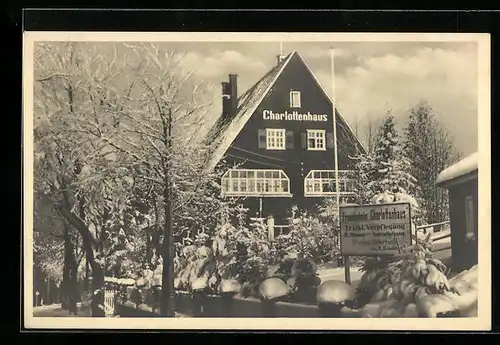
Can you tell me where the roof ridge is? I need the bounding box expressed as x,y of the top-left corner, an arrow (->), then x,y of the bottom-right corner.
237,50 -> 295,103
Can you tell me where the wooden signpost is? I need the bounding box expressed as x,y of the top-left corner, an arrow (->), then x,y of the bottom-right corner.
339,202 -> 412,285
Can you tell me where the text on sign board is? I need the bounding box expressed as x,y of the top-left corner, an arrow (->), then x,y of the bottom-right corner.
339,203 -> 412,256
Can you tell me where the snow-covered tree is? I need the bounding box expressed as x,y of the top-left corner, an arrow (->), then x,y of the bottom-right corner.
33,42 -> 150,316
98,43 -> 220,316
350,110 -> 425,224
403,101 -> 461,223
33,42 -> 246,316
350,153 -> 377,205
33,189 -> 86,310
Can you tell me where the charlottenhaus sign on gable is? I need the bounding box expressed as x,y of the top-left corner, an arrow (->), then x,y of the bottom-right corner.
339,203 -> 412,256
262,109 -> 328,122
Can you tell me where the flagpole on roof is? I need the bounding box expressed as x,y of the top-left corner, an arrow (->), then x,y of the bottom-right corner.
331,47 -> 350,284
330,48 -> 341,215
280,41 -> 283,55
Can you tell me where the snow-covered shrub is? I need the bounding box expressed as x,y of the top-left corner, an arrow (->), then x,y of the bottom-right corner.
275,206 -> 339,265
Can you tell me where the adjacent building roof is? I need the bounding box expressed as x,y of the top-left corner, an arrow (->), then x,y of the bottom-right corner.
436,152 -> 478,188
204,50 -> 366,173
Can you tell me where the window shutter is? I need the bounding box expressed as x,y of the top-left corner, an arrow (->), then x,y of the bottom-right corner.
301,132 -> 307,149
286,130 -> 294,149
326,132 -> 334,149
258,129 -> 267,149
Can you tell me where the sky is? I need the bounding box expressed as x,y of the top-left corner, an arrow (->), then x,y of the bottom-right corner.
161,41 -> 478,156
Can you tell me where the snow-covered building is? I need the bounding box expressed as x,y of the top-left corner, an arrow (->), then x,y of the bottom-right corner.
436,152 -> 478,272
204,51 -> 365,230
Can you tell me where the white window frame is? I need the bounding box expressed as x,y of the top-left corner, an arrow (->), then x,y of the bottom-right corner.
307,129 -> 326,151
304,170 -> 356,197
290,91 -> 301,108
266,128 -> 286,150
221,169 -> 293,198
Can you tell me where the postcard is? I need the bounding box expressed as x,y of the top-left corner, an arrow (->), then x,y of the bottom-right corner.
23,31 -> 491,330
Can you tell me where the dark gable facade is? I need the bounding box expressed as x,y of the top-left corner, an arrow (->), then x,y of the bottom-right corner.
205,51 -> 365,226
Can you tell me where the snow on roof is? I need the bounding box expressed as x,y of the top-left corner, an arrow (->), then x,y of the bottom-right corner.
204,51 -> 366,173
436,152 -> 478,186
204,51 -> 295,172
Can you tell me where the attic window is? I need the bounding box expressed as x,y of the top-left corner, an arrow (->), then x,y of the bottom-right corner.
290,91 -> 301,108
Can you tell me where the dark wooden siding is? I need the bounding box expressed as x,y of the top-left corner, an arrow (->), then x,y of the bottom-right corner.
219,54 -> 360,222
448,178 -> 478,272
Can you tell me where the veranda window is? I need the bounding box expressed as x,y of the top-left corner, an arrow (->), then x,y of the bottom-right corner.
221,169 -> 292,197
304,170 -> 356,197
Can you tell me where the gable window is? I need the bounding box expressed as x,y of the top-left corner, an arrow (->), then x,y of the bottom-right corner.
304,170 -> 356,197
266,129 -> 286,150
290,91 -> 301,108
307,129 -> 326,151
221,169 -> 292,198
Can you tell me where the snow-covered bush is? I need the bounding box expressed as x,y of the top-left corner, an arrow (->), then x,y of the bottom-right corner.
211,209 -> 279,295
275,206 -> 339,265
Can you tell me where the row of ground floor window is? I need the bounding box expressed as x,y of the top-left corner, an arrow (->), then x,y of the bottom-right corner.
221,168 -> 356,198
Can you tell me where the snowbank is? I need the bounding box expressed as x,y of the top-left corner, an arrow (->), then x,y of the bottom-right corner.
436,152 -> 478,186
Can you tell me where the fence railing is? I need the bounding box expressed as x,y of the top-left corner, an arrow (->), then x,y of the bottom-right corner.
102,278 -> 135,317
274,225 -> 290,237
413,221 -> 451,253
415,220 -> 450,235
104,289 -> 116,317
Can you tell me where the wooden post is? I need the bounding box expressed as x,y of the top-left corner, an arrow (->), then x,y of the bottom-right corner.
84,256 -> 89,291
46,277 -> 50,305
267,216 -> 275,241
344,256 -> 351,285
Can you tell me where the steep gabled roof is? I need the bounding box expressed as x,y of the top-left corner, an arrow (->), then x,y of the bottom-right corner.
205,50 -> 366,172
205,52 -> 293,144
295,53 -> 367,156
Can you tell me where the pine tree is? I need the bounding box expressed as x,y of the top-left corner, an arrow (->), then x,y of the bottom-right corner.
369,112 -> 418,196
351,110 -> 425,224
350,152 -> 376,205
403,101 -> 461,224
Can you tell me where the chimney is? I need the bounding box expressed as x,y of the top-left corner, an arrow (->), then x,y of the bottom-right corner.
228,73 -> 238,115
221,74 -> 238,120
276,54 -> 287,65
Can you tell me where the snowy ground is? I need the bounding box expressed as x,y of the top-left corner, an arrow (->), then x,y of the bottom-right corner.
33,303 -> 190,318
33,303 -> 91,317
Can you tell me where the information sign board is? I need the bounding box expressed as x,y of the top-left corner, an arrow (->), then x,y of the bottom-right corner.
339,203 -> 412,256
